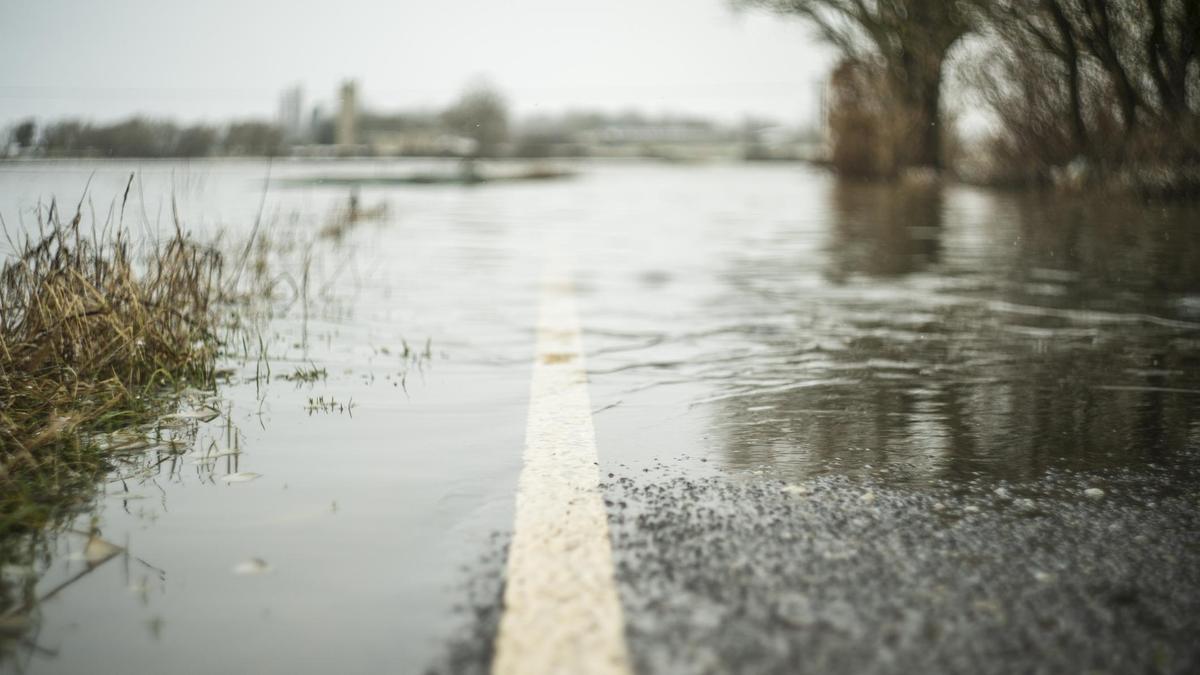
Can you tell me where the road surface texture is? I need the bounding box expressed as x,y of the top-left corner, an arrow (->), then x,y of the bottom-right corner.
431,462 -> 1200,675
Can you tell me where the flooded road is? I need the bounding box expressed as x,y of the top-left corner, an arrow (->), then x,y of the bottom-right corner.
575,174 -> 1200,483
1,160 -> 1198,673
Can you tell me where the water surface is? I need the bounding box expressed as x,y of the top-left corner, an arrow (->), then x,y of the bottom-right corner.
1,159 -> 1198,673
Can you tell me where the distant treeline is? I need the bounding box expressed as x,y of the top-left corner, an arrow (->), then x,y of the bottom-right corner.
5,95 -> 814,162
23,118 -> 285,158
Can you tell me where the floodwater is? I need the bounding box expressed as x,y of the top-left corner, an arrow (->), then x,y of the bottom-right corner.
1,159 -> 1198,674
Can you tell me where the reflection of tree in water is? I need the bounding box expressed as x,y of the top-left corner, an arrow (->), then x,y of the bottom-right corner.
712,183 -> 1200,484
994,196 -> 1200,313
823,180 -> 943,282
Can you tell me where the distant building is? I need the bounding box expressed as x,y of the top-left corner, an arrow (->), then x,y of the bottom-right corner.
277,85 -> 304,142
309,104 -> 325,142
337,81 -> 357,148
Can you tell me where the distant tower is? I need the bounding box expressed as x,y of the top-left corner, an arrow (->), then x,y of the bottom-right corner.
277,85 -> 304,142
336,81 -> 357,148
310,104 -> 324,142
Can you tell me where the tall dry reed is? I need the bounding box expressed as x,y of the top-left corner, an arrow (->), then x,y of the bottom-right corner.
0,196 -> 223,530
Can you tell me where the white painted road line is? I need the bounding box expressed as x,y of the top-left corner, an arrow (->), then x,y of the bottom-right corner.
491,269 -> 633,675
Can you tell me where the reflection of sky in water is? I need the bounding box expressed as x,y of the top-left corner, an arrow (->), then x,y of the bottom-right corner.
0,160 -> 1198,672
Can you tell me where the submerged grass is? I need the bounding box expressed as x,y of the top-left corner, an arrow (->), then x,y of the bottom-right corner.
280,363 -> 327,383
0,194 -> 224,534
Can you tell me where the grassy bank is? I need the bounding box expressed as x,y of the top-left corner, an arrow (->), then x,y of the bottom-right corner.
0,198 -> 224,533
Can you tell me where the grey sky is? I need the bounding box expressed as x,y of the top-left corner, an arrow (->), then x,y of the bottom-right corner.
0,0 -> 833,128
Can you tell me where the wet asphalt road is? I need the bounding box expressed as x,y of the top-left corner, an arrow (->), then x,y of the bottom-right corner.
607,467 -> 1200,675
433,460 -> 1200,675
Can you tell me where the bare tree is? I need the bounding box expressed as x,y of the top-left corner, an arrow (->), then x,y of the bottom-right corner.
11,120 -> 36,149
741,0 -> 973,171
1143,0 -> 1200,120
969,0 -> 1199,179
442,83 -> 510,159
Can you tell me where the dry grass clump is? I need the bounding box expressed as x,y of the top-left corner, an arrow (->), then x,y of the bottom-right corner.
0,200 -> 223,531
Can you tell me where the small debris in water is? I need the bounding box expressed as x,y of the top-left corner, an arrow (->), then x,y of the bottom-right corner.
160,408 -> 221,423
233,558 -> 272,575
782,484 -> 809,497
1084,488 -> 1106,499
860,490 -> 876,504
191,448 -> 241,460
994,487 -> 1011,500
84,534 -> 123,565
111,493 -> 149,500
221,472 -> 262,484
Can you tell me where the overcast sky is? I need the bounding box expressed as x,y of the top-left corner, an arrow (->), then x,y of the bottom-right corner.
0,0 -> 833,129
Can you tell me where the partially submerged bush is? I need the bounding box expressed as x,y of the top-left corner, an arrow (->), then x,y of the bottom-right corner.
0,199 -> 223,530
826,59 -> 897,178
959,1 -> 1200,194
826,59 -> 960,179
